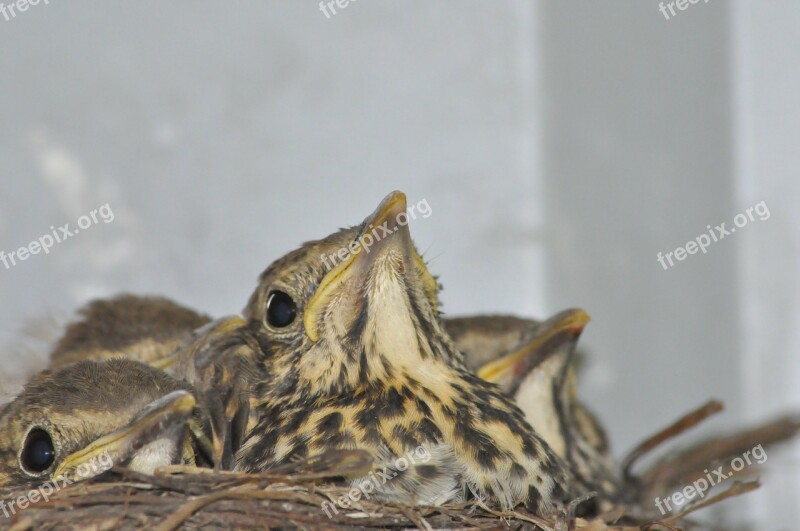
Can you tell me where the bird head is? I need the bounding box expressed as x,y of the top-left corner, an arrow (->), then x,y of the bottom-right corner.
50,294 -> 212,369
244,191 -> 457,397
475,309 -> 590,400
0,359 -> 203,488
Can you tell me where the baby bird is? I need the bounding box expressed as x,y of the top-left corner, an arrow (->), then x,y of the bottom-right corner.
472,310 -> 622,509
41,295 -> 264,468
236,191 -> 579,516
0,359 -> 209,488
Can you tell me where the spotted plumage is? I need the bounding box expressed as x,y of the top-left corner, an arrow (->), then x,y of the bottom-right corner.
454,313 -> 610,454
236,191 -> 580,515
160,316 -> 266,468
471,310 -> 622,512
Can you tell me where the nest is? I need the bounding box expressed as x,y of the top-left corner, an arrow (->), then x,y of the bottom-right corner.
2,401 -> 795,531
0,460 -> 758,531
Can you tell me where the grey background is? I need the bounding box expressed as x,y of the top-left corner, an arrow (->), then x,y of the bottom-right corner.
0,1 -> 797,525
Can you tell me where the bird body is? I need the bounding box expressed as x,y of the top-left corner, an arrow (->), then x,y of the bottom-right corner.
31,203 -> 612,516
0,309 -> 274,489
237,191 -> 578,515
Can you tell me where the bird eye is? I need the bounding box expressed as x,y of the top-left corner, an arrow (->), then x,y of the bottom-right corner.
266,290 -> 297,328
20,428 -> 55,474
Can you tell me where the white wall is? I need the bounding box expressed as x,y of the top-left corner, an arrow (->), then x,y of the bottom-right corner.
733,0 -> 800,524
0,1 -> 549,382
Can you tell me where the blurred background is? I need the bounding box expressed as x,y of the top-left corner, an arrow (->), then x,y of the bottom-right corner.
0,1 -> 797,526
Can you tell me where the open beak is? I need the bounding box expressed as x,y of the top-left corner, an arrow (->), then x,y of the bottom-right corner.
53,390 -> 197,480
476,309 -> 590,395
305,191 -> 435,342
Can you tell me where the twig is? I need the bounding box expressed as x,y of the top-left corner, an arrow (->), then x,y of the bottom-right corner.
621,400 -> 724,480
640,412 -> 800,490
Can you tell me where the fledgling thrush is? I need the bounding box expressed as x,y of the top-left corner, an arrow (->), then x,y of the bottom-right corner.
44,296 -> 263,469
0,359 -> 210,488
236,191 -> 581,515
471,310 -> 622,511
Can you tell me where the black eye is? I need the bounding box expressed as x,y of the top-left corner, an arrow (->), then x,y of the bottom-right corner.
21,428 -> 55,473
266,291 -> 297,328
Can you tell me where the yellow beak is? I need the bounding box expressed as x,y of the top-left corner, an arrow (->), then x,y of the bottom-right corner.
305,191 -> 430,342
477,309 -> 590,387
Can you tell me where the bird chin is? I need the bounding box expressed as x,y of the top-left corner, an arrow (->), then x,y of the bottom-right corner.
125,437 -> 187,475
305,190 -> 417,344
